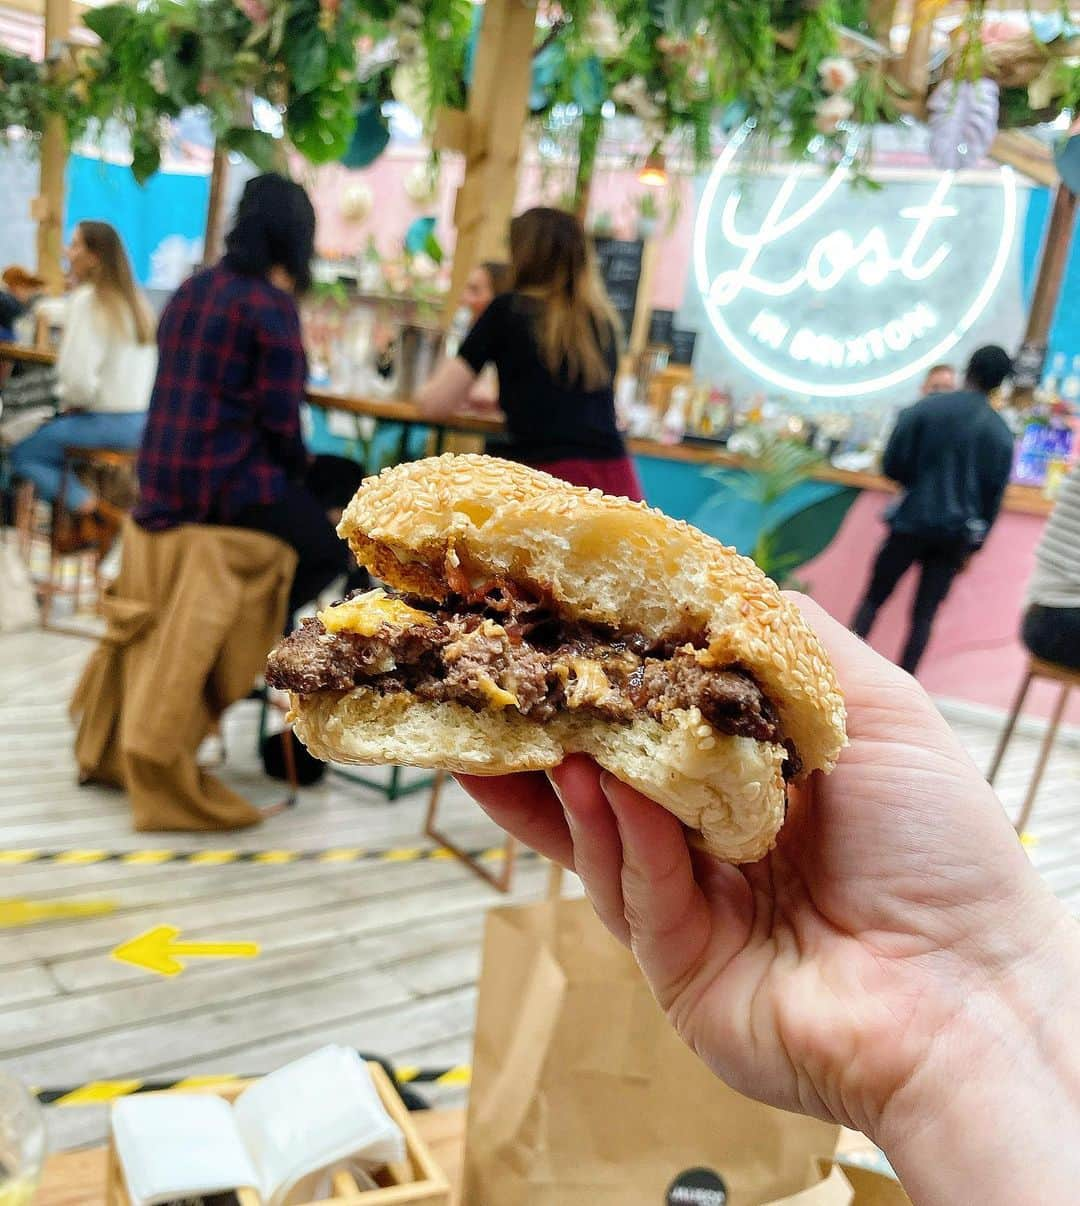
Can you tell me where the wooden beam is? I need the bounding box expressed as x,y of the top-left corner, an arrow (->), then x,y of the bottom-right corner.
990,130 -> 1059,187
627,237 -> 658,361
446,0 -> 536,318
1013,181 -> 1077,402
1023,183 -> 1077,347
866,0 -> 899,41
34,0 -> 70,294
202,144 -> 229,266
432,107 -> 470,156
0,0 -> 87,16
893,3 -> 934,102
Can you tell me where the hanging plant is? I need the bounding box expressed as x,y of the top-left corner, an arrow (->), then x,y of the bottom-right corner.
69,0 -> 368,182
926,78 -> 1000,170
0,49 -> 50,140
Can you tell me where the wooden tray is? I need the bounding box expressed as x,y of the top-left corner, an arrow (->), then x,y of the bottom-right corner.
104,1062 -> 450,1205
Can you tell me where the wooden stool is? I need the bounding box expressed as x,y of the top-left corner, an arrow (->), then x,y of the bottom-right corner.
39,445 -> 138,627
988,656 -> 1080,833
423,771 -> 518,893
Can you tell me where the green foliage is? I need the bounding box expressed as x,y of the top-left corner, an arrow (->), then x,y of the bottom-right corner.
637,190 -> 661,220
310,279 -> 350,307
707,434 -> 826,584
0,48 -> 50,140
70,0 -> 371,182
4,0 -> 1075,191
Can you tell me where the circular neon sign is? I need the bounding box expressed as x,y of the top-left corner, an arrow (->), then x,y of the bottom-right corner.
692,128 -> 1017,399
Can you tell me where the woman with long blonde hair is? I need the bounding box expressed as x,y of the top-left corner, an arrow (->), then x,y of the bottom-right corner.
419,207 -> 643,500
10,220 -> 157,549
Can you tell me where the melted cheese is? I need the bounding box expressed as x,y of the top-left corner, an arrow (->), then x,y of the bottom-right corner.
318,590 -> 435,637
562,656 -> 615,709
475,674 -> 519,709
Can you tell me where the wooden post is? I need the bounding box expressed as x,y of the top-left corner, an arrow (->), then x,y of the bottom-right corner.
1015,182 -> 1078,402
446,0 -> 537,316
866,0 -> 898,41
892,0 -> 935,114
627,237 -> 659,360
35,0 -> 72,294
203,144 -> 230,266
1023,183 -> 1077,345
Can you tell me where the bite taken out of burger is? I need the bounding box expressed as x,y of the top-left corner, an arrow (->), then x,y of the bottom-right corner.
266,454 -> 846,863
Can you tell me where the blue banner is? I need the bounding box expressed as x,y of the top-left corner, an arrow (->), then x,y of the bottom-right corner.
65,155 -> 210,288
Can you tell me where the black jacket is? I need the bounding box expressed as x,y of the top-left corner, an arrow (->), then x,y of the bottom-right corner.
882,389 -> 1014,546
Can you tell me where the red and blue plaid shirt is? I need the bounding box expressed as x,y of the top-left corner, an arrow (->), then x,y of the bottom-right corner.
135,264 -> 308,530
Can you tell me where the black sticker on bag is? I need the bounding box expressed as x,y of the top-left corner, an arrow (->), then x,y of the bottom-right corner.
665,1167 -> 728,1205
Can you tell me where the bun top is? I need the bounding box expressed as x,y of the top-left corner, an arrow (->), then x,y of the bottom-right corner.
338,454 -> 846,775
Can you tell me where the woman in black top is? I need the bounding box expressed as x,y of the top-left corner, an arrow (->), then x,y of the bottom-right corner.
418,207 -> 643,500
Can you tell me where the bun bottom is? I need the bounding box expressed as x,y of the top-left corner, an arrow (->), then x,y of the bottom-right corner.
291,690 -> 786,863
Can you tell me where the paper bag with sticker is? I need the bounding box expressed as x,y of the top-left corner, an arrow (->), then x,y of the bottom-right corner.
463,897 -> 853,1206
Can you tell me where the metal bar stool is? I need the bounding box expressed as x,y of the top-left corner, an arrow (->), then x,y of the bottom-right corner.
988,656 -> 1079,833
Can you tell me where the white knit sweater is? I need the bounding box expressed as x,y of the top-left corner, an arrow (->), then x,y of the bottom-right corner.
1028,469 -> 1080,609
56,285 -> 157,414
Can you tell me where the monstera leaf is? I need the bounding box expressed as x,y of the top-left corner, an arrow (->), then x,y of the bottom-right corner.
927,78 -> 1000,170
339,99 -> 389,168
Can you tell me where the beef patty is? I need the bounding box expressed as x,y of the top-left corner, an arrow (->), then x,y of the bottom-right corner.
267,587 -> 787,751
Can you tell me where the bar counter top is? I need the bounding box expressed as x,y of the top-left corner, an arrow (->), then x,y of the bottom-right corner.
306,388 -> 1053,519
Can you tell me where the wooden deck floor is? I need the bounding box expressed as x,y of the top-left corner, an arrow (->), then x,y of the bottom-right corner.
1,627 -> 1078,1155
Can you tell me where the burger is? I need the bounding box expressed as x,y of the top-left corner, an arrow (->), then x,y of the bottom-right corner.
266,454 -> 846,863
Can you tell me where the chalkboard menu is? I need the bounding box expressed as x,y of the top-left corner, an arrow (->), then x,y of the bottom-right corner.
647,308 -> 675,347
670,328 -> 697,366
592,237 -> 644,342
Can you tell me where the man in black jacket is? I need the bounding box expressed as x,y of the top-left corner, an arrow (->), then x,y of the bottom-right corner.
852,345 -> 1015,675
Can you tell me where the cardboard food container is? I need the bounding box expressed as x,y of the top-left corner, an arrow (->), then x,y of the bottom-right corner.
105,1062 -> 450,1206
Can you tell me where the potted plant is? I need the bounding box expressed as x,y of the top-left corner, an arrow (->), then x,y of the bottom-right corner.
590,210 -> 615,238
635,191 -> 661,240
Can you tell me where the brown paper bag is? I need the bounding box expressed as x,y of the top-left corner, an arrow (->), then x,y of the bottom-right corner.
463,898 -> 852,1205
840,1166 -> 912,1206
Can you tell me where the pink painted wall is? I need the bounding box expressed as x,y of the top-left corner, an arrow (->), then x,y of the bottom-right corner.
305,147 -> 693,310
800,490 -> 1077,722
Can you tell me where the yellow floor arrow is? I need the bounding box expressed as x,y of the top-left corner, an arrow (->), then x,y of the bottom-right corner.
0,898 -> 116,929
112,925 -> 260,977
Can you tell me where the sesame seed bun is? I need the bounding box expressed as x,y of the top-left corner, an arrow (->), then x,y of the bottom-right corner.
281,456 -> 847,863
337,454 -> 846,775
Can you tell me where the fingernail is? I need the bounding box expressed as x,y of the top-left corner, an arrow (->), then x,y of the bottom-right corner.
598,770 -> 616,800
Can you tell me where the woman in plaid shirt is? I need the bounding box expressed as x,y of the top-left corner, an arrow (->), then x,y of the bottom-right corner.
135,174 -> 359,618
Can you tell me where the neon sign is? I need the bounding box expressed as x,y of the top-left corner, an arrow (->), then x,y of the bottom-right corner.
692,129 -> 1017,398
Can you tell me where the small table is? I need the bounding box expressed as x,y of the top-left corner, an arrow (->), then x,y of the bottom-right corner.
35,1107 -> 466,1206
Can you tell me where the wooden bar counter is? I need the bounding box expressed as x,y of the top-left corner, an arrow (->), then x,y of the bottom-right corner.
1,346 -> 1054,518
305,388 -> 1052,518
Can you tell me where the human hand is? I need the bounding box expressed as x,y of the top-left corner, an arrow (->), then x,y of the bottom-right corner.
462,384 -> 501,417
457,597 -> 1080,1196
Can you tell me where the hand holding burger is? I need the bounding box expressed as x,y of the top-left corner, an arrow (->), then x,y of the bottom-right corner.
267,454 -> 846,863
266,455 -> 1080,1202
